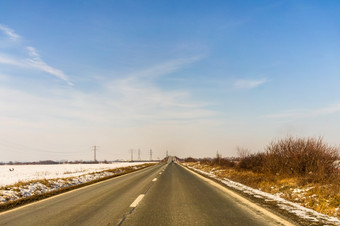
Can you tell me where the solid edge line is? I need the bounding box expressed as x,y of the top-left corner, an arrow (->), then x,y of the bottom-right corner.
0,163 -> 162,216
179,163 -> 295,226
130,194 -> 145,207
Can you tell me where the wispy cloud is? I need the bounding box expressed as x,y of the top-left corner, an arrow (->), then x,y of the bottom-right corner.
0,24 -> 20,40
0,56 -> 215,129
233,78 -> 267,89
128,55 -> 203,79
266,104 -> 340,119
103,56 -> 215,123
0,54 -> 25,67
0,25 -> 72,85
26,47 -> 73,85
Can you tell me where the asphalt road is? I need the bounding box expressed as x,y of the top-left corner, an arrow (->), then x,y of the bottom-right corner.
0,161 -> 294,226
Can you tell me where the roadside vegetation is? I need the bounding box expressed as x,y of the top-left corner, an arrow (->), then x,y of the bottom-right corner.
183,137 -> 340,218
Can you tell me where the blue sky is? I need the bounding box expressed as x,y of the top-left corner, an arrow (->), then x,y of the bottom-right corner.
1,1 -> 340,161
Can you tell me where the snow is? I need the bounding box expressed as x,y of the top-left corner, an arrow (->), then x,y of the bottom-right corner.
334,160 -> 340,169
0,162 -> 148,186
186,165 -> 340,225
0,162 -> 153,204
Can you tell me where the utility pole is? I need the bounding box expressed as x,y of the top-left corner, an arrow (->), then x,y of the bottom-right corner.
92,145 -> 97,162
150,149 -> 153,161
138,149 -> 141,161
166,150 -> 168,158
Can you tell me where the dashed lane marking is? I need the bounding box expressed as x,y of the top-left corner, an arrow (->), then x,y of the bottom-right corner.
130,194 -> 145,208
152,178 -> 157,182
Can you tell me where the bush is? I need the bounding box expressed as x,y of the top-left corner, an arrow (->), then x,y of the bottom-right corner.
198,157 -> 235,168
238,152 -> 265,173
263,137 -> 339,181
184,157 -> 198,162
199,158 -> 213,165
213,157 -> 235,168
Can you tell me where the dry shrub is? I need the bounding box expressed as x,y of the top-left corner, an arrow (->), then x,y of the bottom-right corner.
199,158 -> 212,165
237,147 -> 251,159
198,157 -> 235,168
238,152 -> 265,173
210,152 -> 235,168
184,157 -> 198,162
236,137 -> 339,182
213,157 -> 235,168
264,137 -> 339,181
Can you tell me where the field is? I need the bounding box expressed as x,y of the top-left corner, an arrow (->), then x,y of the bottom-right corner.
0,162 -> 150,186
0,162 -> 155,207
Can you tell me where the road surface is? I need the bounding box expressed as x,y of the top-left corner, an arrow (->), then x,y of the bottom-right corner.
0,162 -> 294,225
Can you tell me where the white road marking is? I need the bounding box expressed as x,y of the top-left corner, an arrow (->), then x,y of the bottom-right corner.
130,194 -> 145,208
159,172 -> 162,175
152,178 -> 157,181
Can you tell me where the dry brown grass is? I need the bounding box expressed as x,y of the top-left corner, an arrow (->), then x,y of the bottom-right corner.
185,162 -> 340,218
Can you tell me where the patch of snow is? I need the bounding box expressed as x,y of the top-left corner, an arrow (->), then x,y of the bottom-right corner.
333,160 -> 340,169
292,187 -> 313,194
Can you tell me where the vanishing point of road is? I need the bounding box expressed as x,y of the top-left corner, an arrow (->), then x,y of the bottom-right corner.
0,160 -> 295,225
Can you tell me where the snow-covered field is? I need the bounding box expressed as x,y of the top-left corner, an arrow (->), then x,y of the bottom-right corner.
184,164 -> 340,226
0,162 -> 150,186
0,162 -> 154,204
